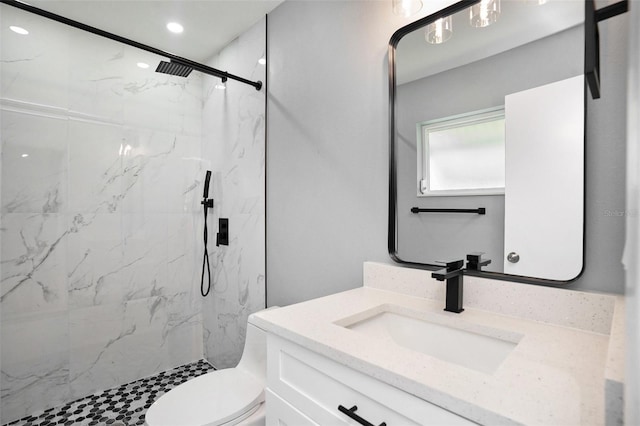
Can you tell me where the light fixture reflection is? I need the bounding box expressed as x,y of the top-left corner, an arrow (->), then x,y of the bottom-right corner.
392,0 -> 423,17
137,62 -> 150,69
425,16 -> 453,44
10,25 -> 29,35
118,143 -> 132,156
258,57 -> 266,65
469,0 -> 500,28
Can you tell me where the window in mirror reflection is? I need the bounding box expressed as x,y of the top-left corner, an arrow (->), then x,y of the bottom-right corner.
418,107 -> 505,196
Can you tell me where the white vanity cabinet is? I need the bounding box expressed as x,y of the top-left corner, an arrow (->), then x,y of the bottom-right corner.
265,334 -> 475,426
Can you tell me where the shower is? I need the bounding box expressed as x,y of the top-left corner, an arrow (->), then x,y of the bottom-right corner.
156,60 -> 194,78
201,170 -> 213,297
0,0 -> 267,423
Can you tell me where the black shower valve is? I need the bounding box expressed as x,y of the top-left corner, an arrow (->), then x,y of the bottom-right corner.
217,218 -> 229,246
201,198 -> 214,209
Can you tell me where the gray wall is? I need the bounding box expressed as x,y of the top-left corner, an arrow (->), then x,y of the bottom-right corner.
266,1 -> 399,306
624,2 -> 640,422
396,25 -> 583,273
580,13 -> 628,294
266,1 -> 627,305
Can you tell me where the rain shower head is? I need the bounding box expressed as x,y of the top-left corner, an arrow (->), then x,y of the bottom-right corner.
155,60 -> 193,77
154,57 -> 261,90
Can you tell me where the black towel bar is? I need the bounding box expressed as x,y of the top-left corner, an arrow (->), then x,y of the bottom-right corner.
410,207 -> 486,215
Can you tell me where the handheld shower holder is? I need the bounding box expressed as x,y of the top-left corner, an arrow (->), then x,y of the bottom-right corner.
201,198 -> 214,209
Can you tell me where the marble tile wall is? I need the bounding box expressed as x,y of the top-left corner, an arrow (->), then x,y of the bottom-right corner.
0,7 -> 205,423
200,18 -> 266,368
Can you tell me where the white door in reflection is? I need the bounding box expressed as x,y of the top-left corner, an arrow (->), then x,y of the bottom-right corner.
504,75 -> 584,280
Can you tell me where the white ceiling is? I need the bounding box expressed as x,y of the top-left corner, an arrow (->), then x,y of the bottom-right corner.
17,0 -> 284,62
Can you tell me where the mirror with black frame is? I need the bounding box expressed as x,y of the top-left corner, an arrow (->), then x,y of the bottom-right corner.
389,0 -> 586,283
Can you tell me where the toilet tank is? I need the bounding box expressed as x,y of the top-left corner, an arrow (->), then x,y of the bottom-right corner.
236,309 -> 276,383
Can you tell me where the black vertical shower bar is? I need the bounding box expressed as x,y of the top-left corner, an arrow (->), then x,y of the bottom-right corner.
0,0 -> 263,90
201,171 -> 214,298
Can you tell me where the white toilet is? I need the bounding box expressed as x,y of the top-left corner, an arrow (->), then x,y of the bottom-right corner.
145,311 -> 271,426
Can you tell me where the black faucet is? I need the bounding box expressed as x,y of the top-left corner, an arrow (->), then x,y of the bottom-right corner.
466,252 -> 491,271
431,259 -> 465,313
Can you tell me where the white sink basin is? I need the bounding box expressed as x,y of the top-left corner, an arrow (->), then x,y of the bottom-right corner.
338,306 -> 522,374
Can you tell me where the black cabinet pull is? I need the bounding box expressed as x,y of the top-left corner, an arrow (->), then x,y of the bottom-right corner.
338,405 -> 387,426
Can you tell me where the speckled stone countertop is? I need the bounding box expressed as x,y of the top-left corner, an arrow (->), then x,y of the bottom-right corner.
253,262 -> 624,426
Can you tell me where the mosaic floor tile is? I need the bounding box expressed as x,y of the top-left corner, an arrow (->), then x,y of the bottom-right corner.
4,359 -> 215,426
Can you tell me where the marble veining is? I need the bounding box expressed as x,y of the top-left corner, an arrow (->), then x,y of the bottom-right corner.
1,213 -> 68,317
1,6 -> 265,423
0,5 -> 208,423
200,17 -> 266,369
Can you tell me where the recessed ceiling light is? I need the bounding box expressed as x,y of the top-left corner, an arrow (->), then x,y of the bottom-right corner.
137,62 -> 150,69
21,153 -> 29,158
166,22 -> 184,34
258,57 -> 266,65
10,26 -> 29,35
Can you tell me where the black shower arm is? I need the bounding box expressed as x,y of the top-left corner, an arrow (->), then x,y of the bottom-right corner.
0,0 -> 263,91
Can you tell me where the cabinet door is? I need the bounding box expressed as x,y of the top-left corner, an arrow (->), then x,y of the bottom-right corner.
266,388 -> 319,426
267,335 -> 475,426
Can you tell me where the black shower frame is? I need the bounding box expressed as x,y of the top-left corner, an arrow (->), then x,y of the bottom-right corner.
0,0 -> 263,90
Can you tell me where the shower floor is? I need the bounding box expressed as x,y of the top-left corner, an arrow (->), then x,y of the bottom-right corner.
5,359 -> 215,426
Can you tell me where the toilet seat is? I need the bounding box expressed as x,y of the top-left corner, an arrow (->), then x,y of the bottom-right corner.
145,369 -> 264,426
